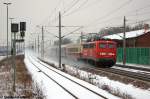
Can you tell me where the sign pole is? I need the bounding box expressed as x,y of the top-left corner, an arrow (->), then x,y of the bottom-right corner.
12,32 -> 16,92
59,12 -> 62,68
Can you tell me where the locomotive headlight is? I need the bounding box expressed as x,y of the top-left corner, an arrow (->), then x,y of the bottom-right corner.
99,52 -> 106,55
108,53 -> 115,56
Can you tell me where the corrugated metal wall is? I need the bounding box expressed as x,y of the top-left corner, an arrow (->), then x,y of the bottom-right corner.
117,48 -> 150,65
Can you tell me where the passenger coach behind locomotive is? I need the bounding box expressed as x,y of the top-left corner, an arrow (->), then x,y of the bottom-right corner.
80,39 -> 117,67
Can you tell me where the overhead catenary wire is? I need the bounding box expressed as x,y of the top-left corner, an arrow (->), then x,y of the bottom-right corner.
83,0 -> 133,28
76,1 -> 150,32
42,0 -> 103,26
65,0 -> 102,16
40,0 -> 62,26
127,10 -> 150,17
37,0 -> 132,33
127,18 -> 150,25
49,0 -> 133,34
34,0 -> 150,43
76,0 -> 150,31
47,0 -> 132,36
70,1 -> 150,28
40,0 -> 81,26
63,0 -> 80,14
44,29 -> 59,38
40,0 -> 150,28
62,26 -> 84,38
83,6 -> 150,30
128,4 -> 150,13
63,0 -> 89,16
48,0 -> 81,25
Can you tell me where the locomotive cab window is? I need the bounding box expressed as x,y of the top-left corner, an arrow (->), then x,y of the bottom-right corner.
108,44 -> 115,48
99,43 -> 107,48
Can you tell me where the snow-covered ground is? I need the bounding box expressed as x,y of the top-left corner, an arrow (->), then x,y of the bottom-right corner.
38,54 -> 150,99
42,59 -> 150,99
0,56 -> 6,61
25,50 -> 150,99
25,52 -> 119,99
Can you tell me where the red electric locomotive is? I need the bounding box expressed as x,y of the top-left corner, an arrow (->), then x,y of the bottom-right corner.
50,38 -> 117,67
80,40 -> 117,67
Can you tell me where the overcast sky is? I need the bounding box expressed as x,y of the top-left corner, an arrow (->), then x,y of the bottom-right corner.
0,0 -> 150,45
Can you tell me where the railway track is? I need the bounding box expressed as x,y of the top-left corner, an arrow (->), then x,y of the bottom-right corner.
115,64 -> 150,72
45,56 -> 150,75
27,55 -> 108,99
38,56 -> 150,83
112,65 -> 150,76
80,65 -> 150,82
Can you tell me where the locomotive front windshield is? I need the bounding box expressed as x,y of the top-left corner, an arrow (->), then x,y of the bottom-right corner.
99,43 -> 116,48
99,43 -> 107,48
108,44 -> 116,48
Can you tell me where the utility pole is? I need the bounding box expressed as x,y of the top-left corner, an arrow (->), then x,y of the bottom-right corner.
80,32 -> 83,44
36,26 -> 45,58
41,26 -> 44,58
123,16 -> 126,65
36,13 -> 82,68
3,2 -> 11,59
35,38 -> 36,52
38,35 -> 39,54
80,32 -> 83,58
59,12 -> 62,68
12,31 -> 16,92
16,34 -> 19,53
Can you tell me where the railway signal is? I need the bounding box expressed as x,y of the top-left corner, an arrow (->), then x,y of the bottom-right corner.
11,23 -> 19,92
20,22 -> 26,38
20,22 -> 26,31
11,23 -> 19,32
11,22 -> 26,92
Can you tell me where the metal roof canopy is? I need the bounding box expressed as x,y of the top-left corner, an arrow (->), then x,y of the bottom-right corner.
103,29 -> 150,40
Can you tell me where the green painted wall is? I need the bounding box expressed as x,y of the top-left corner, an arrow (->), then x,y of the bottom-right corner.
117,48 -> 150,65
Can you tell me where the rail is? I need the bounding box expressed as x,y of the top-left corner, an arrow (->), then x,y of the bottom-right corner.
27,55 -> 108,99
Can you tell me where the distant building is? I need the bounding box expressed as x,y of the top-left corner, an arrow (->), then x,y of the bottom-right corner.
103,29 -> 150,47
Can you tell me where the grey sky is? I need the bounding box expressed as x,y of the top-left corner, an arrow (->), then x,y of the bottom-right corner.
0,0 -> 150,45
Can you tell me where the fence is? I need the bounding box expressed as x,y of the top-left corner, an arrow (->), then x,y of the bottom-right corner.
117,47 -> 150,65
